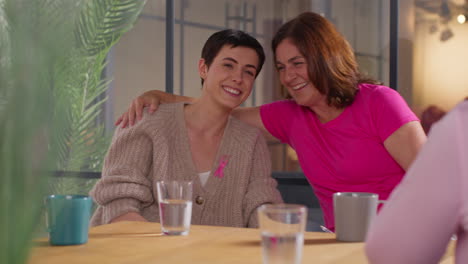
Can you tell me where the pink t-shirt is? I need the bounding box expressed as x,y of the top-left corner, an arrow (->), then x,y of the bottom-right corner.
260,83 -> 419,230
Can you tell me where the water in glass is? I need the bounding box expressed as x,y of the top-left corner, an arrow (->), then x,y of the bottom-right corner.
159,199 -> 192,235
261,231 -> 304,264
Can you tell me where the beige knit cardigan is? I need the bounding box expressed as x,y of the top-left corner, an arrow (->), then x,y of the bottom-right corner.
90,102 -> 283,228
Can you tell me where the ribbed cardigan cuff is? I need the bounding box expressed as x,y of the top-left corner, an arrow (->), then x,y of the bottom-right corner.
102,198 -> 141,224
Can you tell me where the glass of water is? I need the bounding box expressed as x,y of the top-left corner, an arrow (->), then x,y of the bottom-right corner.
257,204 -> 307,264
156,180 -> 193,235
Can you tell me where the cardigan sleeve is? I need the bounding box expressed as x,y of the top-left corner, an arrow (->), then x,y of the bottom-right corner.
89,123 -> 154,225
243,132 -> 284,228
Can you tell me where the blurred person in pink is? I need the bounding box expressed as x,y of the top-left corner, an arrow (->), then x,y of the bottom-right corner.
365,101 -> 468,264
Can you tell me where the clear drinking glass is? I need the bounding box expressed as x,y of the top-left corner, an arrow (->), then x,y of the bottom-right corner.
156,180 -> 193,235
258,204 -> 307,264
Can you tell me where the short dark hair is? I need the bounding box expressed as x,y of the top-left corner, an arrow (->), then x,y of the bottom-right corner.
272,12 -> 379,108
200,29 -> 265,85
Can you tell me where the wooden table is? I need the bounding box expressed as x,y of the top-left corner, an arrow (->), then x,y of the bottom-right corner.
28,221 -> 455,264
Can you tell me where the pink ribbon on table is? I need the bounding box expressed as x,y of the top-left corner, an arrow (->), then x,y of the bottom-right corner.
214,155 -> 229,179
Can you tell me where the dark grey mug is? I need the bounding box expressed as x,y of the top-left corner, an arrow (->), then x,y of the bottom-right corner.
333,192 -> 384,242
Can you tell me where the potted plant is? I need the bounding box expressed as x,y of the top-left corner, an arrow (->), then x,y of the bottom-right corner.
0,0 -> 146,263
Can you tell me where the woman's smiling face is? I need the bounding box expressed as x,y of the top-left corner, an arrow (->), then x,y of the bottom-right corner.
200,44 -> 259,109
275,38 -> 325,107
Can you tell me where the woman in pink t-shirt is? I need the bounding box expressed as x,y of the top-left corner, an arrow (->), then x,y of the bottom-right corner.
115,12 -> 426,230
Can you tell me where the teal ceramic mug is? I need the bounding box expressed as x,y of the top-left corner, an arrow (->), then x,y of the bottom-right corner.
45,194 -> 93,245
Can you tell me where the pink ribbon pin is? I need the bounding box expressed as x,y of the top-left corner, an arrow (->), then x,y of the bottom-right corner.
214,155 -> 229,178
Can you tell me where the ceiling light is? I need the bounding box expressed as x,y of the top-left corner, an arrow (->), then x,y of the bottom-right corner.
457,14 -> 467,23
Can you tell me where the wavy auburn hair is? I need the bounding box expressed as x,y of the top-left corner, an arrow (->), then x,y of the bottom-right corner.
272,12 -> 379,108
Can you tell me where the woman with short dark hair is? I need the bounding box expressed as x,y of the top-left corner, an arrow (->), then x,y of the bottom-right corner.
90,29 -> 282,228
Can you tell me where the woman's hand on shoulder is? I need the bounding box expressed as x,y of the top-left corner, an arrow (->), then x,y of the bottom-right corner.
115,90 -> 165,128
115,90 -> 196,128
